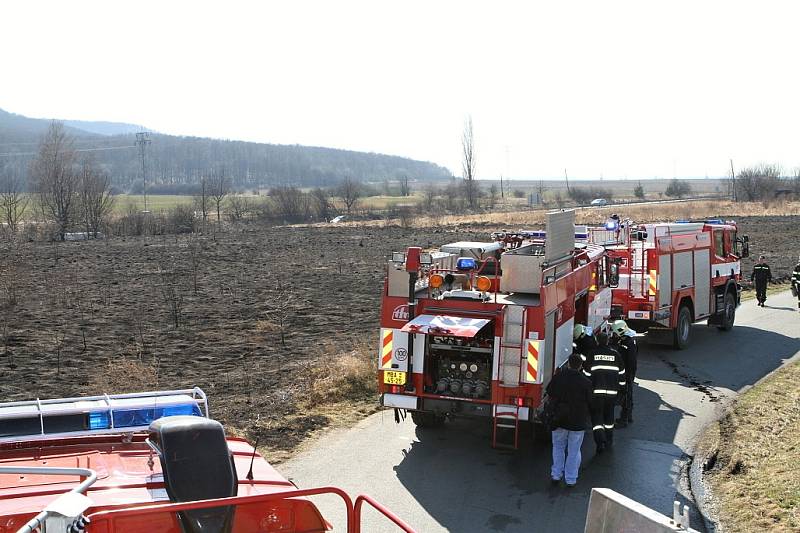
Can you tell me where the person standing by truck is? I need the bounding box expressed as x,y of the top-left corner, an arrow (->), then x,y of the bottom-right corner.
750,255 -> 772,307
610,320 -> 638,427
575,325 -> 625,453
793,255 -> 800,311
546,354 -> 593,487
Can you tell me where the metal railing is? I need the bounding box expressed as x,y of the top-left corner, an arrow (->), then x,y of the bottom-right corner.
85,486 -> 416,533
0,466 -> 98,533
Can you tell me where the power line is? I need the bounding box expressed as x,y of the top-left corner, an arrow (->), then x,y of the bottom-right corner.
0,145 -> 135,158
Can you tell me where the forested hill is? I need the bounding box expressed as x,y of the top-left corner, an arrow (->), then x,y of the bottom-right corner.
0,108 -> 453,190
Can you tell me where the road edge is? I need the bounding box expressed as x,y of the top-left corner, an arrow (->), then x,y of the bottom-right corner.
687,304 -> 800,533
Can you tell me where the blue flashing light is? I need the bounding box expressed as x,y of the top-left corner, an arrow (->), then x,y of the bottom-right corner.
705,219 -> 724,225
456,257 -> 477,271
88,411 -> 111,430
604,221 -> 618,231
113,404 -> 201,428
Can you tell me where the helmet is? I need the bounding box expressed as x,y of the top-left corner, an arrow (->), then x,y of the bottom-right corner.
611,319 -> 633,337
573,324 -> 593,341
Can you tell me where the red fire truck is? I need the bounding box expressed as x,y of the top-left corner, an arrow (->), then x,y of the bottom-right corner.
377,211 -> 613,448
589,216 -> 749,349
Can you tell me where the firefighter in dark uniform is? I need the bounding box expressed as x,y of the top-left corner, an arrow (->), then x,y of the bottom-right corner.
793,256 -> 800,311
574,324 -> 625,453
750,255 -> 772,307
610,320 -> 638,427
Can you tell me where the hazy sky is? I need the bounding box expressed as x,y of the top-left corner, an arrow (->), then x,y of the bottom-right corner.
2,1 -> 798,179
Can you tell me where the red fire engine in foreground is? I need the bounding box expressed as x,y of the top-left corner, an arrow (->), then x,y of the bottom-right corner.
0,388 -> 413,533
589,217 -> 749,348
377,211 -> 614,448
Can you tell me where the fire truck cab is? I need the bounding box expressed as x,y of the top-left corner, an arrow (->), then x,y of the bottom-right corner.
591,216 -> 749,349
377,211 -> 612,448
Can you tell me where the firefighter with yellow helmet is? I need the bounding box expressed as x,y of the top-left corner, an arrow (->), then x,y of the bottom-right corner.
610,320 -> 638,427
574,323 -> 625,453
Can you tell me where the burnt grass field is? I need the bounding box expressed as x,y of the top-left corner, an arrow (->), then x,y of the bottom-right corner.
0,215 -> 796,458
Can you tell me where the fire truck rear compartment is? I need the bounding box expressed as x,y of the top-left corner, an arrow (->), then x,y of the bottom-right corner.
424,328 -> 494,401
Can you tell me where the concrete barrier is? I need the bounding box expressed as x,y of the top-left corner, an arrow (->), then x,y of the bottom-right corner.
584,488 -> 700,533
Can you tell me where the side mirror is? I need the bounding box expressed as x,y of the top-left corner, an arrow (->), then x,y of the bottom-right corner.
739,235 -> 750,258
608,259 -> 620,288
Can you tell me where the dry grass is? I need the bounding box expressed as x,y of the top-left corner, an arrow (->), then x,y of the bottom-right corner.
318,200 -> 800,229
704,361 -> 800,532
303,338 -> 378,406
86,357 -> 161,394
412,200 -> 800,228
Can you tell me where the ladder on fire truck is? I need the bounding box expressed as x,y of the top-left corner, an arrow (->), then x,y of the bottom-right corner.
493,305 -> 527,450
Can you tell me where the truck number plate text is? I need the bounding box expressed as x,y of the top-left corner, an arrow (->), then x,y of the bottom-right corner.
383,371 -> 407,385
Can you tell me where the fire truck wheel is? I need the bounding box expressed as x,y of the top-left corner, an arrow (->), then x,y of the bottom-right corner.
672,305 -> 692,350
410,411 -> 445,428
718,291 -> 736,331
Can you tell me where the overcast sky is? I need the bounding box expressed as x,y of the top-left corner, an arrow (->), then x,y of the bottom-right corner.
2,1 -> 798,179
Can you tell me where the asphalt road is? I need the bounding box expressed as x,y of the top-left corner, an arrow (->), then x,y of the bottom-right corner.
283,291 -> 800,533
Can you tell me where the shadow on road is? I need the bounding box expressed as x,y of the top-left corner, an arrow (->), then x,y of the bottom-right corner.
391,322 -> 799,532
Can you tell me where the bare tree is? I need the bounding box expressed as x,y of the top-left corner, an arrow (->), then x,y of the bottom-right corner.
398,175 -> 411,197
31,122 -> 77,240
78,158 -> 115,238
272,186 -> 308,222
225,194 -> 252,222
210,168 -> 229,224
735,164 -> 782,201
268,282 -> 295,347
461,115 -> 477,209
157,263 -> 185,329
0,167 -> 29,234
338,177 -> 361,215
194,176 -> 210,224
488,184 -> 499,208
421,184 -> 438,211
310,187 -> 333,221
664,178 -> 692,199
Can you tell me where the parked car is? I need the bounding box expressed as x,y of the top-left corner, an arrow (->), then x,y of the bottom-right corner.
590,198 -> 608,207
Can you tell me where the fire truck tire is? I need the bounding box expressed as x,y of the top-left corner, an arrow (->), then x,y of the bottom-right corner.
672,305 -> 692,350
718,291 -> 736,331
410,411 -> 445,428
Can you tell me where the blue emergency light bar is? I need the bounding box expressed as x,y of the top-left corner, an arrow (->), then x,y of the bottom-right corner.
0,388 -> 208,443
517,230 -> 590,240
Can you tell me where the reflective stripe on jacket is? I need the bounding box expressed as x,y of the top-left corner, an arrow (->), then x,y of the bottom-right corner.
582,345 -> 625,396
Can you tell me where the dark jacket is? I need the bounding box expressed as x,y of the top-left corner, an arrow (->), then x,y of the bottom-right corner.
750,263 -> 772,286
612,335 -> 638,382
546,367 -> 592,431
793,263 -> 800,287
582,344 -> 626,397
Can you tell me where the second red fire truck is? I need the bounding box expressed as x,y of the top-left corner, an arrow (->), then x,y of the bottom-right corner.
588,216 -> 749,349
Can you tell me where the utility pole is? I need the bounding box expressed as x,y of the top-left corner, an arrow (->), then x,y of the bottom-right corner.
729,159 -> 736,202
499,174 -> 505,199
135,132 -> 151,212
564,168 -> 570,194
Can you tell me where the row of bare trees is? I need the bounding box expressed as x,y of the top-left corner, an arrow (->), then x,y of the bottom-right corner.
2,121 -> 116,240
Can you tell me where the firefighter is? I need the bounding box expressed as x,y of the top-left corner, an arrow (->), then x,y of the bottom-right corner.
793,255 -> 800,311
546,353 -> 592,488
750,255 -> 772,307
610,320 -> 638,428
574,324 -> 625,453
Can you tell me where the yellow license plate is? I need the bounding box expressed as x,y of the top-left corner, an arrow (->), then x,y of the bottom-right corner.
383,371 -> 407,385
